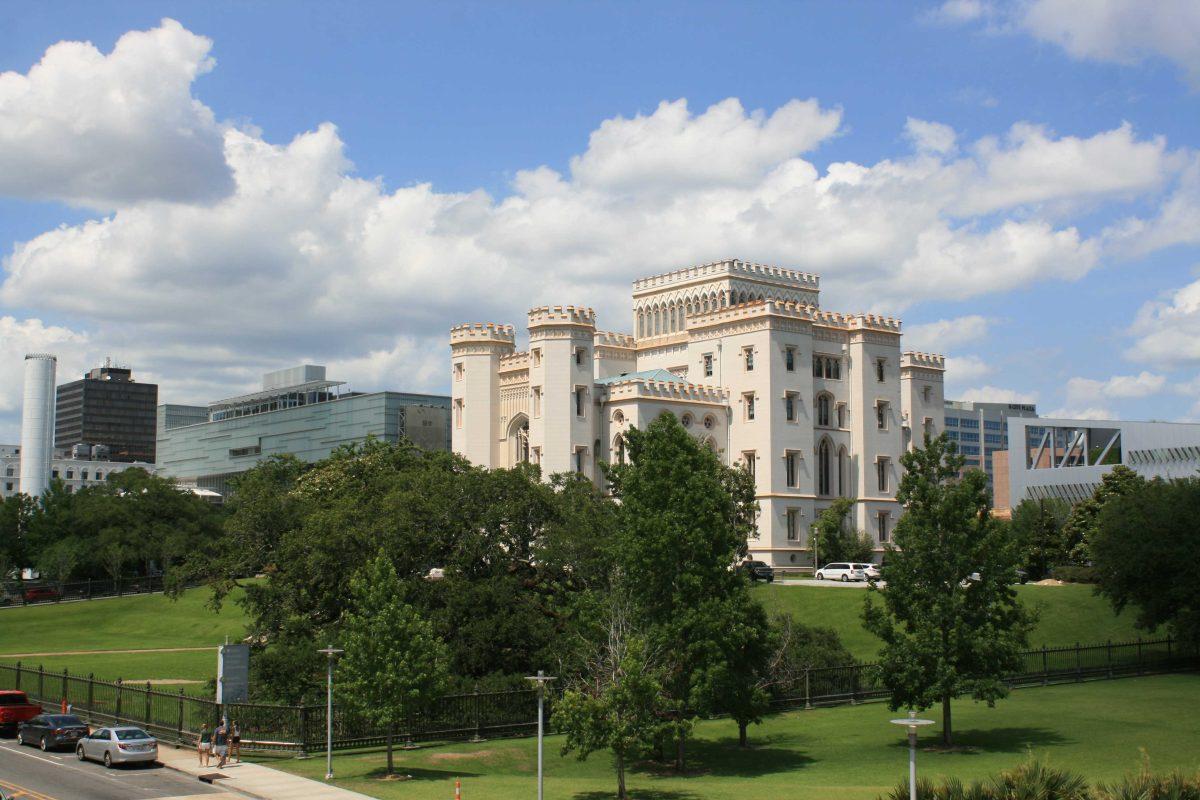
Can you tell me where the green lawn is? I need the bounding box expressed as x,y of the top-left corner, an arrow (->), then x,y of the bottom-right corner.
752,583 -> 1145,661
256,674 -> 1200,800
0,651 -> 217,697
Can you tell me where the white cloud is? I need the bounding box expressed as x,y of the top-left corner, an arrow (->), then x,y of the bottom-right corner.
1127,276 -> 1200,367
1021,0 -> 1200,87
905,118 -> 958,155
905,315 -> 991,351
945,354 -> 992,384
955,386 -> 1038,404
1043,406 -> 1118,420
923,0 -> 995,26
1104,153 -> 1200,259
1065,371 -> 1167,406
0,19 -> 232,209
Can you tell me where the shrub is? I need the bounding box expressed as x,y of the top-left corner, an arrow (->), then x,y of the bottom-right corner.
879,760 -> 1087,800
1050,565 -> 1099,583
1093,767 -> 1200,800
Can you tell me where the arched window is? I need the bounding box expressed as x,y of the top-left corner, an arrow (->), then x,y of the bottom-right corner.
612,409 -> 624,424
703,414 -> 716,429
838,446 -> 848,497
681,413 -> 693,428
508,415 -> 530,465
613,434 -> 626,464
818,439 -> 831,496
817,394 -> 832,427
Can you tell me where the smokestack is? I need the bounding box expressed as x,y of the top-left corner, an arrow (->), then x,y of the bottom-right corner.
19,353 -> 57,498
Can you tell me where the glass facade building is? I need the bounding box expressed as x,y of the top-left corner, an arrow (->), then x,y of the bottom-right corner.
943,399 -> 1039,496
55,365 -> 158,464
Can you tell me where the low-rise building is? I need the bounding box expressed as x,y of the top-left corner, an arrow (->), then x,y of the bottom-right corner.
1,443 -> 154,499
155,365 -> 451,496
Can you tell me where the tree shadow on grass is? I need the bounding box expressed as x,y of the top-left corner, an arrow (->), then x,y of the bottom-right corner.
895,727 -> 1072,756
629,734 -> 816,779
361,766 -> 484,781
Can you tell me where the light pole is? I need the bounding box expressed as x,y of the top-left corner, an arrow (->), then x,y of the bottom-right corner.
525,670 -> 555,800
318,646 -> 344,781
889,710 -> 934,800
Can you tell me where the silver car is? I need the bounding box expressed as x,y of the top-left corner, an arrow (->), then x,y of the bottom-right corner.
76,726 -> 158,768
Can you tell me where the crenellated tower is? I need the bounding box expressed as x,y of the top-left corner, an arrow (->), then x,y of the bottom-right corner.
450,323 -> 516,467
527,306 -> 597,478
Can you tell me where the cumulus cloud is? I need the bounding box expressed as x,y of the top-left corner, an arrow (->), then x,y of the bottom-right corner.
944,355 -> 992,385
1065,371 -> 1167,407
1021,0 -> 1200,87
1126,276 -> 1200,367
904,315 -> 991,351
1043,406 -> 1118,421
0,19 -> 231,208
0,19 -> 1195,436
955,386 -> 1038,404
923,0 -> 995,26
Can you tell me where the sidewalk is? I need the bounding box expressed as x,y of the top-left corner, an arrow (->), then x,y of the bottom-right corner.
158,745 -> 377,800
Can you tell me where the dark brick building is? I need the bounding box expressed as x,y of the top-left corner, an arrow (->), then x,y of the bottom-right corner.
55,364 -> 158,464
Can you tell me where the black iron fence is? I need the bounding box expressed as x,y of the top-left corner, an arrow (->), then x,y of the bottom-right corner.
0,637 -> 1193,754
0,575 -> 170,607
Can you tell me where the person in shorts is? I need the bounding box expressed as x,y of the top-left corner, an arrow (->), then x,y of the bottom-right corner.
197,723 -> 211,766
213,721 -> 229,768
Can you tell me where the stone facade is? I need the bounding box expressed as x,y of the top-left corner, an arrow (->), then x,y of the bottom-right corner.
450,259 -> 946,567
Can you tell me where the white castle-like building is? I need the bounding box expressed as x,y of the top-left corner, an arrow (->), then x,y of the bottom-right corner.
450,259 -> 946,567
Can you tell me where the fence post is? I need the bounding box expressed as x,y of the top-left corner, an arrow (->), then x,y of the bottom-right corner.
1137,638 -> 1143,676
14,661 -> 20,690
849,665 -> 857,705
38,664 -> 44,699
86,578 -> 92,600
1167,636 -> 1173,669
1106,640 -> 1112,679
62,669 -> 68,707
87,673 -> 94,715
470,684 -> 484,743
115,678 -> 123,722
298,705 -> 309,758
1075,642 -> 1082,683
1041,646 -> 1048,686
804,668 -> 812,710
145,682 -> 153,726
177,689 -> 185,746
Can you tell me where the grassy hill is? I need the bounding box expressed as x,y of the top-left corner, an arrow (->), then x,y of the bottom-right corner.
752,582 -> 1146,661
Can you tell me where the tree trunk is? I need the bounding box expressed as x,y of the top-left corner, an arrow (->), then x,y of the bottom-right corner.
738,720 -> 748,748
386,726 -> 394,776
675,733 -> 686,772
942,694 -> 952,746
616,751 -> 627,800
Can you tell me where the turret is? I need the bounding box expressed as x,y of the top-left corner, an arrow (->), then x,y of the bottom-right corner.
450,323 -> 516,467
527,306 -> 598,477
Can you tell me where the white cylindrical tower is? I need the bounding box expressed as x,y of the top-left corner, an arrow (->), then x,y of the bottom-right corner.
19,353 -> 57,498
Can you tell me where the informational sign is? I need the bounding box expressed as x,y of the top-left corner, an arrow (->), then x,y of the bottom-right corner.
217,643 -> 250,704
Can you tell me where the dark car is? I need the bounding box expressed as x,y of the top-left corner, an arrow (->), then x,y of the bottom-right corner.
738,560 -> 775,583
18,714 -> 90,751
22,586 -> 59,603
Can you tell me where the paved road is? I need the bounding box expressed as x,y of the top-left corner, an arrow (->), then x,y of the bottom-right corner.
0,738 -> 226,800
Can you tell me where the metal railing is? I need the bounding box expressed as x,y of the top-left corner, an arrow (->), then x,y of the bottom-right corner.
0,575 -> 170,608
0,636 -> 1192,754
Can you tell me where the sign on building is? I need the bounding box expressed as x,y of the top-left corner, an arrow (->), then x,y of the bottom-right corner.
217,643 -> 250,704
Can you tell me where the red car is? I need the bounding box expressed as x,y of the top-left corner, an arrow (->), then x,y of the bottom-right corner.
0,690 -> 43,735
22,586 -> 59,603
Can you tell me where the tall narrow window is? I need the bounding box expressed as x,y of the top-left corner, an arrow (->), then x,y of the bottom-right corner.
838,447 -> 848,497
786,509 -> 800,541
454,362 -> 464,381
813,354 -> 823,378
703,353 -> 714,377
575,386 -> 586,417
785,392 -> 797,422
744,347 -> 755,371
817,394 -> 831,427
830,357 -> 840,380
454,399 -> 464,428
876,401 -> 888,430
785,347 -> 796,372
876,358 -> 886,382
785,451 -> 799,487
878,512 -> 890,543
877,458 -> 890,493
818,439 -> 831,496
744,393 -> 756,421
532,387 -> 542,418
836,403 -> 846,428
574,347 -> 585,366
743,451 -> 756,479
532,348 -> 542,367
574,448 -> 585,474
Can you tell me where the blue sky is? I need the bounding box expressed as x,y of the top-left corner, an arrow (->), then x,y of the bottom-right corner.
1,0 -> 1198,441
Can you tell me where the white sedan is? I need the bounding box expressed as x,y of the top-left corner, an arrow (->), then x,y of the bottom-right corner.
76,726 -> 158,768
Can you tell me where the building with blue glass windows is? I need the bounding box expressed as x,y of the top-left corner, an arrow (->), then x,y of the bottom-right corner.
943,399 -> 1039,499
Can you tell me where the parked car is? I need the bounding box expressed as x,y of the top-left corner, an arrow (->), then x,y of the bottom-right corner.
76,726 -> 158,768
737,560 -> 775,582
814,563 -> 866,582
852,562 -> 881,580
0,690 -> 44,735
22,586 -> 59,603
18,714 -> 90,751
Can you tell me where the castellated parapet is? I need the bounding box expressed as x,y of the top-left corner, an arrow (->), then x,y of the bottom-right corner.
901,351 -> 947,371
594,331 -> 636,350
450,322 -> 517,350
685,299 -> 902,334
603,377 -> 728,405
632,259 -> 820,294
527,305 -> 597,329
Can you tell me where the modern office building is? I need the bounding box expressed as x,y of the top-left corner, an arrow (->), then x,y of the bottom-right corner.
155,365 -> 451,496
55,362 -> 158,464
943,399 -> 1039,494
450,258 -> 946,567
2,443 -> 154,499
1006,416 -> 1200,506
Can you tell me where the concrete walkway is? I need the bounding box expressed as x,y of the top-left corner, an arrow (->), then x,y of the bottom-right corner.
157,745 -> 377,800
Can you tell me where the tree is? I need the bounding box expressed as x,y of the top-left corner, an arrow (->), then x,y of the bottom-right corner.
0,494 -> 35,580
1091,477 -> 1200,648
553,592 -> 673,800
1061,465 -> 1145,564
604,413 -> 766,769
1010,497 -> 1071,580
37,538 -> 82,593
863,434 -> 1034,746
810,498 -> 873,565
338,554 -> 450,776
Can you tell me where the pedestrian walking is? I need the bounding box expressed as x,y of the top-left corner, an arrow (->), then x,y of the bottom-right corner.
231,720 -> 241,763
213,720 -> 229,768
197,723 -> 211,766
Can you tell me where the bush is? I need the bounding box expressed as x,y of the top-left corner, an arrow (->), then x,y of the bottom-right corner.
1050,565 -> 1099,583
878,759 -> 1200,800
1094,767 -> 1200,800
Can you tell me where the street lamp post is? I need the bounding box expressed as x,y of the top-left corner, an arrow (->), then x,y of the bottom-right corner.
525,670 -> 555,800
317,646 -> 344,781
889,710 -> 935,800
